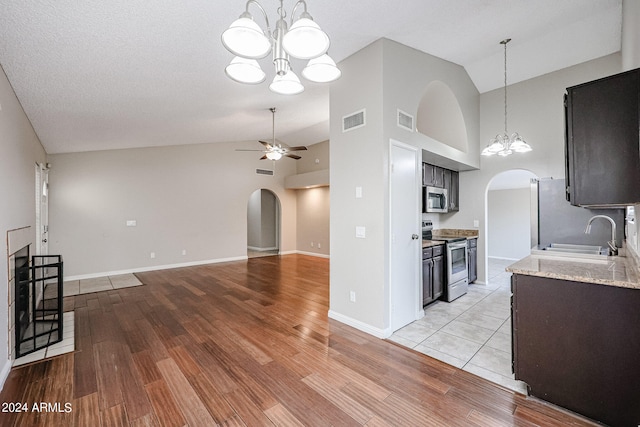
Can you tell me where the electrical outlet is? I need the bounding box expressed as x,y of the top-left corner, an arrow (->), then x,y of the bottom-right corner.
181,249 -> 187,256
150,252 -> 156,259
317,243 -> 321,249
311,241 -> 314,247
473,219 -> 479,227
349,291 -> 356,302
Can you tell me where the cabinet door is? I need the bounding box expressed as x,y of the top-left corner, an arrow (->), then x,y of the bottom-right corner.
423,163 -> 445,188
447,171 -> 459,211
432,255 -> 444,299
565,68 -> 640,205
468,246 -> 477,283
423,258 -> 434,305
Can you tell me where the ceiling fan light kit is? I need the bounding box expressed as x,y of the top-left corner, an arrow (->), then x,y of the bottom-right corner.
235,108 -> 308,160
481,38 -> 532,157
222,0 -> 340,95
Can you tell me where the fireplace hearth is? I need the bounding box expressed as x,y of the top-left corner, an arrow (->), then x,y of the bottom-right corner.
14,253 -> 63,358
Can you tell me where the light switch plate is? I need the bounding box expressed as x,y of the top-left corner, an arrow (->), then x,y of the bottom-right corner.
356,226 -> 366,238
126,220 -> 137,227
473,220 -> 479,227
355,186 -> 363,198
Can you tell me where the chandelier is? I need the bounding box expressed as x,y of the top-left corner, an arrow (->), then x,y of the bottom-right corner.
481,39 -> 532,157
222,0 -> 341,95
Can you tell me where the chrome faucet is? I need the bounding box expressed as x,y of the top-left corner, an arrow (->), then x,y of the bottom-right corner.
584,215 -> 618,255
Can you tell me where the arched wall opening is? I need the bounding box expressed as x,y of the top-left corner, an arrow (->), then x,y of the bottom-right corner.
247,189 -> 280,258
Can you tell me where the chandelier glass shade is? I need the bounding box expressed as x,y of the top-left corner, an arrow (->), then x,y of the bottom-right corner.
481,39 -> 532,157
222,0 -> 340,95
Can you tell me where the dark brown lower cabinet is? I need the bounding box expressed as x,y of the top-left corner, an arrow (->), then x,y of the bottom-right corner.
511,274 -> 640,427
422,245 -> 444,306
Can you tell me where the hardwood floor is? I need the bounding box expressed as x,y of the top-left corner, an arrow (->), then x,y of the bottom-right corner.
0,254 -> 597,426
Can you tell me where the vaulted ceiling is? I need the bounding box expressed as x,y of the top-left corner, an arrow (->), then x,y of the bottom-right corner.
0,1 -> 622,154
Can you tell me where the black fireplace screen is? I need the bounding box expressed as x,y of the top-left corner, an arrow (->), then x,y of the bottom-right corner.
15,254 -> 63,358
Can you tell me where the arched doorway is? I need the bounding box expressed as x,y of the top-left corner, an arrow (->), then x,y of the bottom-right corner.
247,189 -> 280,258
484,169 -> 538,284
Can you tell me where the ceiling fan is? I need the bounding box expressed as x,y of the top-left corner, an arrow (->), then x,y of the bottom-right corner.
236,108 -> 307,160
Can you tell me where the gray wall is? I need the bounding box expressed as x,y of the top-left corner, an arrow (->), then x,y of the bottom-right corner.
330,39 -> 480,336
441,53 -> 622,285
48,143 -> 298,278
0,66 -> 47,382
295,141 -> 330,257
487,188 -> 531,260
537,179 -> 624,248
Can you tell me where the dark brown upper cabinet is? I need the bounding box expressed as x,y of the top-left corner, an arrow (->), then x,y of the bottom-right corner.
423,163 -> 444,188
565,68 -> 640,206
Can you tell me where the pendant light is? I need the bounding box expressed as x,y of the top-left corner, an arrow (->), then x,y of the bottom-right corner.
481,39 -> 532,157
222,0 -> 340,95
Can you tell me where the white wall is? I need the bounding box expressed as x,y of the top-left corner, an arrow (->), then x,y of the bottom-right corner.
247,190 -> 262,249
487,188 -> 531,260
48,143 -> 297,278
0,65 -> 47,387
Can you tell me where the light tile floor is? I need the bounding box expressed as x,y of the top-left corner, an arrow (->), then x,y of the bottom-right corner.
389,258 -> 528,394
14,311 -> 75,367
63,273 -> 143,297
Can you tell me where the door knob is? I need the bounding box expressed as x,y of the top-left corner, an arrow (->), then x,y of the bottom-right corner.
42,239 -> 47,243
411,234 -> 419,240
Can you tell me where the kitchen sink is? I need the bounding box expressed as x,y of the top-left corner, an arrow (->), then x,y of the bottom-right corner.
531,243 -> 610,260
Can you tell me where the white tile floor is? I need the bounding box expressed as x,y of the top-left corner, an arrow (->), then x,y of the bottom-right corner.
13,311 -> 75,367
63,273 -> 143,297
389,258 -> 528,394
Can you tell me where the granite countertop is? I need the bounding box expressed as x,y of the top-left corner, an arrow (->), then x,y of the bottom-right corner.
506,247 -> 640,290
422,240 -> 445,248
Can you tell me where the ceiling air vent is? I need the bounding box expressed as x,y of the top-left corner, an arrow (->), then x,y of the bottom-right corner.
397,109 -> 414,132
256,169 -> 274,176
342,109 -> 366,132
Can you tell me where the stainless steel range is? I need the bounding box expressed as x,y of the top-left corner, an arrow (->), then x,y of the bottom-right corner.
422,220 -> 469,302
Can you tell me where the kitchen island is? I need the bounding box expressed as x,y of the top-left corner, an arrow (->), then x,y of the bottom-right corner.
507,250 -> 640,427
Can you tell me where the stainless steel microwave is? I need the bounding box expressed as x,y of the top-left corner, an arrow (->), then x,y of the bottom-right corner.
423,186 -> 448,213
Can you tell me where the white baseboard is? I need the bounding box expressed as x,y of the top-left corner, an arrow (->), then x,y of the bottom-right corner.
0,358 -> 12,392
295,250 -> 330,259
488,256 -> 520,262
247,246 -> 278,251
65,255 -> 248,281
328,310 -> 391,339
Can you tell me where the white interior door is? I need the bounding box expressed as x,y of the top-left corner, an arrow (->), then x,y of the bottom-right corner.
390,141 -> 420,332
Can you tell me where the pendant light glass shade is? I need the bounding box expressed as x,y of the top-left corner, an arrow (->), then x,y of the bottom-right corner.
221,16 -> 271,59
222,0 -> 339,94
225,57 -> 266,84
302,54 -> 341,83
282,16 -> 330,59
269,71 -> 304,95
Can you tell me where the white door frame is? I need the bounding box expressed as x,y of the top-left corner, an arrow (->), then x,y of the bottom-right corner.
388,139 -> 422,333
35,162 -> 49,256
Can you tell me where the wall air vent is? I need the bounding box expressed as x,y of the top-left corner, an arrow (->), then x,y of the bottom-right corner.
256,169 -> 274,176
342,109 -> 366,132
397,109 -> 414,132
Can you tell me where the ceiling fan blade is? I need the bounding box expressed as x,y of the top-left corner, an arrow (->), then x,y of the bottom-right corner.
287,146 -> 308,151
285,154 -> 302,160
259,140 -> 273,150
259,155 -> 268,160
235,149 -> 265,152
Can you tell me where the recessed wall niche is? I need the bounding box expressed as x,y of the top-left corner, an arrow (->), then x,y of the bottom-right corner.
416,81 -> 468,153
